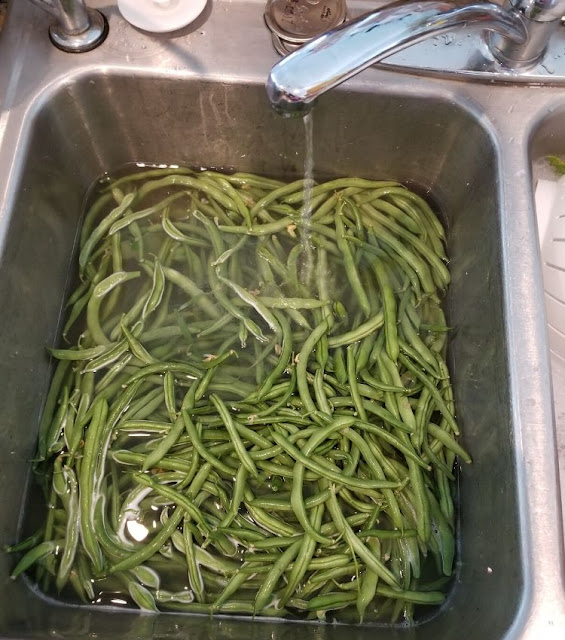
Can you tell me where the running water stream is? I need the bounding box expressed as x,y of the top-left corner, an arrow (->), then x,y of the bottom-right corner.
300,111 -> 315,289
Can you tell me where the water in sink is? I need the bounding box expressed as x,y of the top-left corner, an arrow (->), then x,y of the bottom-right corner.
11,163 -> 468,625
300,112 -> 316,289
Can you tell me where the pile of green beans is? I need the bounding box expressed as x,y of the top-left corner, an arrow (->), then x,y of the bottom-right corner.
7,166 -> 470,624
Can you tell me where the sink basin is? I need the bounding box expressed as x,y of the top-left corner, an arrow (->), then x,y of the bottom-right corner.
0,1 -> 563,638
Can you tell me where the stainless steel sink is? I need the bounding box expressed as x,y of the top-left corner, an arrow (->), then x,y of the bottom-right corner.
0,1 -> 564,638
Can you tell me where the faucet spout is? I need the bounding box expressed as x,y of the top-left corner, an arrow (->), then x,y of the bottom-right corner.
266,1 -> 527,115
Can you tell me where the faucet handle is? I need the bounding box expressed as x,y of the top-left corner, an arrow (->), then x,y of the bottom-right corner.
490,0 -> 565,67
509,0 -> 565,22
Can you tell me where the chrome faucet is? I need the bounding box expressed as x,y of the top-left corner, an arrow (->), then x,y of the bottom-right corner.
266,0 -> 565,115
490,0 -> 565,68
28,0 -> 108,52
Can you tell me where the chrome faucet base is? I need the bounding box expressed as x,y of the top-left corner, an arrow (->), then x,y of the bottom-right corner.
376,22 -> 565,83
49,8 -> 108,53
487,0 -> 562,69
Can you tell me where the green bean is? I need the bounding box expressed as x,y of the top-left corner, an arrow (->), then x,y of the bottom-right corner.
112,193 -> 188,236
126,581 -> 158,612
141,415 -> 186,471
82,338 -> 129,373
363,193 -> 424,236
87,271 -> 141,345
120,320 -> 155,365
289,448 -> 332,545
255,539 -> 302,612
182,411 -> 237,476
216,270 -> 281,336
257,296 -> 329,310
218,465 -> 248,529
285,178 -> 400,203
137,175 -> 238,212
44,385 -> 69,455
207,265 -> 268,344
62,285 -> 95,339
366,219 -> 437,295
327,311 -> 384,348
4,529 -> 45,555
374,260 -> 399,361
188,193 -> 234,226
161,265 -> 220,319
117,385 -> 161,424
203,174 -> 253,226
359,529 -> 417,539
218,217 -> 295,236
55,466 -> 80,591
210,394 -> 258,478
159,207 -> 195,246
313,368 -> 332,415
110,465 -> 212,575
379,351 -> 417,433
400,327 -> 441,382
108,289 -> 151,343
244,494 -> 298,538
255,313 -> 292,401
250,179 -> 305,219
182,518 -> 204,603
377,584 -> 445,605
47,345 -> 108,361
132,473 -> 210,534
211,235 -> 248,266
124,362 -> 200,386
281,503 -> 325,606
160,600 -> 285,616
359,368 -> 407,393
335,202 -> 370,317
326,489 -> 399,589
164,370 -> 177,422
141,259 -> 165,321
296,317 -> 329,414
306,591 -> 357,612
215,527 -> 266,543
427,423 -> 472,463
10,540 -> 65,580
79,397 -> 108,573
129,565 -> 161,591
80,190 -> 115,249
104,167 -> 194,192
79,192 -> 135,272
346,345 -> 368,422
272,432 -> 399,490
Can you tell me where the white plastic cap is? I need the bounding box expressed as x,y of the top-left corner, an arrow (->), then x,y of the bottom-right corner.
118,0 -> 208,33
